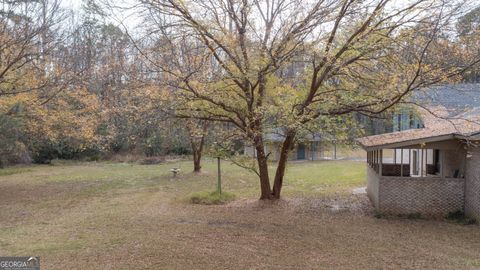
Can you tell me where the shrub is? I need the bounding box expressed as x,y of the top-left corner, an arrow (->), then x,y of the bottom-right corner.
144,134 -> 163,157
406,213 -> 422,220
446,210 -> 477,225
446,210 -> 464,220
393,213 -> 422,220
190,191 -> 235,205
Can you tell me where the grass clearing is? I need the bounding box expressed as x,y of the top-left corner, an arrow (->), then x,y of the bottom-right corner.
0,166 -> 32,176
0,159 -> 479,269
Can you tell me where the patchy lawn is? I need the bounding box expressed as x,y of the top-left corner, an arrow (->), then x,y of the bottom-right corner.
0,159 -> 479,269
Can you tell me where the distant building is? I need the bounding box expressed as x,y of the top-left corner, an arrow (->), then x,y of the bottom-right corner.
244,130 -> 323,161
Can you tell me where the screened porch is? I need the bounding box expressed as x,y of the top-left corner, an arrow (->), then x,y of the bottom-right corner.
367,148 -> 465,178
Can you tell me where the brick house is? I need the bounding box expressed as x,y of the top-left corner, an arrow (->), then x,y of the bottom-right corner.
357,84 -> 480,219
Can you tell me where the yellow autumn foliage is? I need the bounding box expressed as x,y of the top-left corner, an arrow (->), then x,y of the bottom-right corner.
0,86 -> 100,153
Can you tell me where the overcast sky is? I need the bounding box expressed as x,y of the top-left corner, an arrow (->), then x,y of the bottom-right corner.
60,0 -> 83,10
57,0 -> 480,32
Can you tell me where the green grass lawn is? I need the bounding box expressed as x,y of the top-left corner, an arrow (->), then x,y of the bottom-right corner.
0,159 -> 479,269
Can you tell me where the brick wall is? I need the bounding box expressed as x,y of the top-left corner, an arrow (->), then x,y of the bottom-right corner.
378,176 -> 465,216
465,145 -> 480,220
367,169 -> 465,216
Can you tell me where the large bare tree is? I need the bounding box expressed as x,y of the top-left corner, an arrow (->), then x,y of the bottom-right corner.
131,0 -> 480,199
0,0 -> 64,97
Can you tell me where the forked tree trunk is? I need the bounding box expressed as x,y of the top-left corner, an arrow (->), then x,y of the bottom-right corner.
253,133 -> 296,200
272,132 -> 296,198
255,141 -> 273,200
190,121 -> 208,173
192,148 -> 202,172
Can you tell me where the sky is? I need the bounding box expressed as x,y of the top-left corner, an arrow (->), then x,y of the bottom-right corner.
59,0 -> 142,30
57,0 -> 480,32
59,0 -> 83,10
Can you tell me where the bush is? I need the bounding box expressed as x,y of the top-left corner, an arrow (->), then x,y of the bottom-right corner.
394,212 -> 422,220
406,213 -> 422,220
189,191 -> 235,205
32,143 -> 58,164
446,210 -> 477,225
144,134 -> 163,157
446,210 -> 465,220
31,142 -> 101,164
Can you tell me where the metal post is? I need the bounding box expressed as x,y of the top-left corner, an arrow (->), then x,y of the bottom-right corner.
370,151 -> 372,167
368,151 -> 373,168
368,151 -> 372,168
217,157 -> 222,194
441,150 -> 445,178
420,149 -> 424,177
334,143 -> 337,160
422,149 -> 427,177
424,149 -> 427,177
376,150 -> 379,173
410,149 -> 412,176
379,149 -> 383,176
400,148 -> 404,177
394,149 -> 397,164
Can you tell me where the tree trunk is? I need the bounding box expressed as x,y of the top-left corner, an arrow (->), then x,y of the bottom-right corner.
254,141 -> 273,200
253,74 -> 273,199
189,121 -> 208,173
192,149 -> 202,173
272,132 -> 296,199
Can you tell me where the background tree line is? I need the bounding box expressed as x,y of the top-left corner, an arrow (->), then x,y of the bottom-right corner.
0,0 -> 196,166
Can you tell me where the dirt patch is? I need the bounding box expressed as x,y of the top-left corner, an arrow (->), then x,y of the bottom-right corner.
223,195 -> 372,216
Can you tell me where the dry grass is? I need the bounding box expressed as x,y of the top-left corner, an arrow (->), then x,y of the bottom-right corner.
0,159 -> 479,269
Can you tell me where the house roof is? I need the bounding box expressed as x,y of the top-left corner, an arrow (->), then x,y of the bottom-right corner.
358,84 -> 480,150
